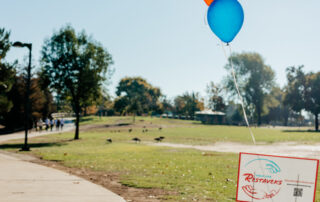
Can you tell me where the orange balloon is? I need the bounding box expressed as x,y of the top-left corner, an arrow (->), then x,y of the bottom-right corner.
204,0 -> 214,6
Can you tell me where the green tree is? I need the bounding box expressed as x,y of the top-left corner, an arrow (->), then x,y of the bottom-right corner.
305,72 -> 320,131
284,66 -> 306,112
206,81 -> 226,112
41,25 -> 113,139
3,76 -> 51,130
114,77 -> 161,122
224,52 -> 275,126
0,65 -> 15,115
37,71 -> 56,119
284,66 -> 320,131
0,28 -> 15,119
159,96 -> 174,115
97,94 -> 115,117
225,101 -> 243,125
174,92 -> 204,119
263,87 -> 290,126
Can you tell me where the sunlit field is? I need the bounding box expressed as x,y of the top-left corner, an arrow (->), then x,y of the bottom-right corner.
2,116 -> 320,201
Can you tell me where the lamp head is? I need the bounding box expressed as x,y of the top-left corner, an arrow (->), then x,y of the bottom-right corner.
12,41 -> 32,50
12,41 -> 24,47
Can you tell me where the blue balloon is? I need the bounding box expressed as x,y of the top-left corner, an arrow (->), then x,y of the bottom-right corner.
207,0 -> 244,43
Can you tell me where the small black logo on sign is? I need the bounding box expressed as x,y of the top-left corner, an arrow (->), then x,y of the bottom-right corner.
293,188 -> 303,197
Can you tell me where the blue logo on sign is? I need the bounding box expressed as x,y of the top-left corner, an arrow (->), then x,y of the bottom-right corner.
245,158 -> 281,174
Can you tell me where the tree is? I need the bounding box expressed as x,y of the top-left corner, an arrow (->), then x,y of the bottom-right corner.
305,72 -> 320,131
263,87 -> 290,126
284,66 -> 320,131
3,76 -> 50,130
206,81 -> 226,112
0,65 -> 15,115
37,71 -> 56,119
97,94 -> 115,117
159,96 -> 174,115
225,101 -> 243,125
174,92 -> 204,119
41,25 -> 113,139
114,77 -> 162,122
284,66 -> 306,112
30,77 -> 52,122
0,28 -> 16,121
224,52 -> 275,126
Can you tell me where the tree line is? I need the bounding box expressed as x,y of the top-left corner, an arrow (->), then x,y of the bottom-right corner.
0,25 -> 319,141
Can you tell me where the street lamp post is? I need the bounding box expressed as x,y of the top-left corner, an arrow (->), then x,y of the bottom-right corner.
12,41 -> 32,151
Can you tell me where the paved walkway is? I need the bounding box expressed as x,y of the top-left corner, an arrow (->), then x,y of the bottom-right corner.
0,125 -> 125,202
0,123 -> 75,143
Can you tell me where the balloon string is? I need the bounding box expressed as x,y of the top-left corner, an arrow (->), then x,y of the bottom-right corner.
221,44 -> 274,200
204,8 -> 208,26
220,41 -> 256,145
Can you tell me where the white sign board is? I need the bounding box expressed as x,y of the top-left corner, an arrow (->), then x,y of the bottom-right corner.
236,153 -> 319,202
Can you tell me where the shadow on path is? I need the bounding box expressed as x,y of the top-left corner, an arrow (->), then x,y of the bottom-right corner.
0,142 -> 65,149
0,128 -> 24,135
282,130 -> 319,133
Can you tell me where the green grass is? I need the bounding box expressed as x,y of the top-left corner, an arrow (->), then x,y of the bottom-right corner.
79,115 -> 200,126
156,126 -> 320,144
7,132 -> 238,201
2,116 -> 320,201
78,116 -> 320,145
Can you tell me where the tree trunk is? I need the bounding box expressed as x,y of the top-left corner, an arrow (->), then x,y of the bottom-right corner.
257,109 -> 262,126
74,111 -> 80,139
315,113 -> 319,132
284,115 -> 288,126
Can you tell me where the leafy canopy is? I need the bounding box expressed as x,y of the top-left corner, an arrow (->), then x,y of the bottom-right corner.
0,28 -> 16,116
224,52 -> 275,125
41,26 -> 113,108
41,25 -> 113,139
115,77 -> 162,116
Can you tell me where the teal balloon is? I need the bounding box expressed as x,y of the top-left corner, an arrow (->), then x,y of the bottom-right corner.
207,0 -> 244,43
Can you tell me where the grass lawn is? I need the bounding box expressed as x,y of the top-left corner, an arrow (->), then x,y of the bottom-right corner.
3,132 -> 239,201
2,116 -> 320,201
79,116 -> 320,145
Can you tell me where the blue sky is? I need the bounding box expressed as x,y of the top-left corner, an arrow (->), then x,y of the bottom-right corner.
3,0 -> 320,98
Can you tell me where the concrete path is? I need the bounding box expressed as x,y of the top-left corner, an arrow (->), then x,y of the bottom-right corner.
0,125 -> 126,202
0,123 -> 75,143
0,152 -> 125,202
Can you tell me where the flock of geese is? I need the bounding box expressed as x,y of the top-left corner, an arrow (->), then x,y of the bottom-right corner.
106,127 -> 164,144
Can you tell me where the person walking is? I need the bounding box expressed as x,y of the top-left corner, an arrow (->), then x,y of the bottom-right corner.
34,120 -> 38,132
45,118 -> 50,131
50,119 -> 54,131
60,118 -> 64,131
56,119 -> 60,131
38,119 -> 43,132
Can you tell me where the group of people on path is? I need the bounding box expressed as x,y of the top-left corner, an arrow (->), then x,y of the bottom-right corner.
36,118 -> 65,132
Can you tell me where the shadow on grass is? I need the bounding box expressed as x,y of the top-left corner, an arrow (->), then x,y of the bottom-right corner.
282,130 -> 319,133
0,142 -> 65,149
80,117 -> 94,122
105,123 -> 132,127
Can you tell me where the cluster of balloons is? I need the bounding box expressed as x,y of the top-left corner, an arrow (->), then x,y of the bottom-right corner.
204,0 -> 244,44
